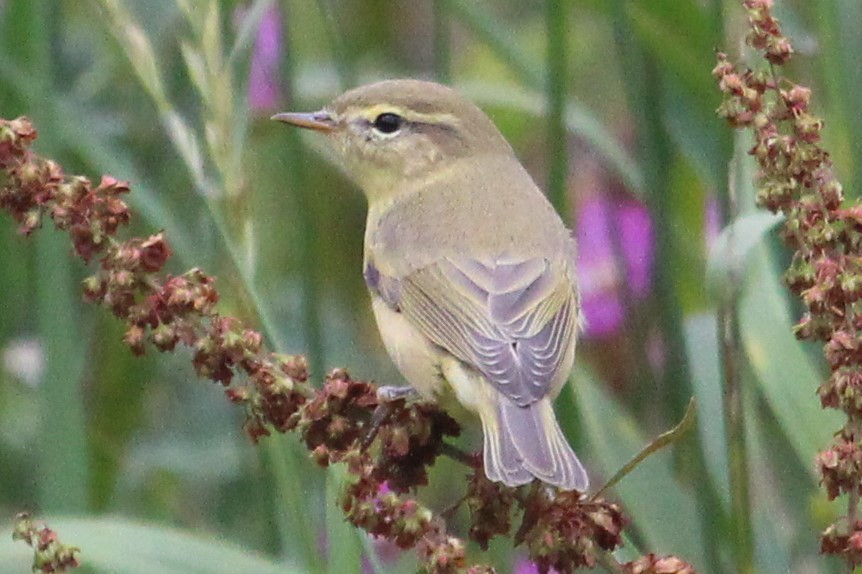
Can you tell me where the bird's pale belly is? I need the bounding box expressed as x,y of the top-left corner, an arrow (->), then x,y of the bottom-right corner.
370,294 -> 488,414
370,295 -> 446,397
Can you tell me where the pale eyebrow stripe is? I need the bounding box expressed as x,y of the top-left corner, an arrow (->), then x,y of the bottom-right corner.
343,104 -> 460,128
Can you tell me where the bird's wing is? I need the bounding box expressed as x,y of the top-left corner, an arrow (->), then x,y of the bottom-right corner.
366,256 -> 577,406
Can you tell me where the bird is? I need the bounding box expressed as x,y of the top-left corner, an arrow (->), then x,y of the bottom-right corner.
272,79 -> 588,491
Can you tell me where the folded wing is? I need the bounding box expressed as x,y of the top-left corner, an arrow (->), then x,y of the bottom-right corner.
370,256 -> 577,406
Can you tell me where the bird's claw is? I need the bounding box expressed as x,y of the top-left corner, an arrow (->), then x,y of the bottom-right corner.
376,385 -> 419,403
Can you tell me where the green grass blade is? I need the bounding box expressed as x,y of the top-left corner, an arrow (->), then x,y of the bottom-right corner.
36,231 -> 90,513
545,0 -> 568,217
739,247 -> 842,474
0,517 -> 300,574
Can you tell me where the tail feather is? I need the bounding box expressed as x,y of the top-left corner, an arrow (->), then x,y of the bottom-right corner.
480,408 -> 533,486
439,356 -> 588,490
483,396 -> 588,491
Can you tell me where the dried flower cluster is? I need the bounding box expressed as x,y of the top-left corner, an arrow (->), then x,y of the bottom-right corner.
516,490 -> 626,573
12,513 -> 80,573
0,116 -> 700,572
714,0 -> 862,566
0,118 -> 311,443
622,554 -> 697,574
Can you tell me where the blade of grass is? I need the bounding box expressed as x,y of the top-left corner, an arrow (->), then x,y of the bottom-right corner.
280,9 -> 372,570
611,2 -> 726,570
36,229 -> 90,513
625,0 -> 716,109
719,150 -> 754,573
433,0 -> 452,84
17,0 -> 92,515
279,4 -> 325,383
813,0 -> 859,197
719,292 -> 754,573
545,0 -> 568,217
739,246 -> 842,471
684,314 -> 730,504
263,437 -> 326,573
0,517 -> 302,574
725,126 -> 839,479
325,468 -> 363,574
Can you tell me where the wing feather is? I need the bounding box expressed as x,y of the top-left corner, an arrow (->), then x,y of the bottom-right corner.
389,256 -> 577,406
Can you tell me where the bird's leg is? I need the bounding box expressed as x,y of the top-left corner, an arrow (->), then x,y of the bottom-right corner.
360,403 -> 392,449
360,386 -> 419,449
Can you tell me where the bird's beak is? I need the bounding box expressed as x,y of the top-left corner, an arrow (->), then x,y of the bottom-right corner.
270,111 -> 336,133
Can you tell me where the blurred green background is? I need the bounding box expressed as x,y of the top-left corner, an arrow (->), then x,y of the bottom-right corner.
0,0 -> 855,572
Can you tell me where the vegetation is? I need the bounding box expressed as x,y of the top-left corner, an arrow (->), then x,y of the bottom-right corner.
0,0 -> 856,572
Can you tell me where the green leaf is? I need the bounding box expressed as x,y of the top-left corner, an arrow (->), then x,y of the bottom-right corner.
0,517 -> 299,574
36,230 -> 89,513
683,313 -> 730,506
662,78 -> 730,193
739,246 -> 842,474
706,212 -> 784,303
325,467 -> 365,574
745,392 -> 822,574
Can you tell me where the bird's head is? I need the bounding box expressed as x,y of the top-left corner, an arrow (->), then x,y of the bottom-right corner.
272,79 -> 513,200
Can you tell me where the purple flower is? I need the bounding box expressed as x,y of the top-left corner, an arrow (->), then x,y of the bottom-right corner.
246,4 -> 283,111
515,557 -> 558,574
576,195 -> 653,338
705,195 -> 722,248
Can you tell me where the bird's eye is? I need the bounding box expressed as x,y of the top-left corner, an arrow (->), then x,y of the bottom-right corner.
372,113 -> 404,135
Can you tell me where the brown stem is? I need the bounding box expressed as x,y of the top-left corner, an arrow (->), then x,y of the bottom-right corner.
438,442 -> 475,466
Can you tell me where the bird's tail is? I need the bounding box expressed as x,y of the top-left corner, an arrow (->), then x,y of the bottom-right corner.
480,394 -> 589,491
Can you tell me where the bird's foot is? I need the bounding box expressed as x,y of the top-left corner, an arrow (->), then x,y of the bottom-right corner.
376,385 -> 419,403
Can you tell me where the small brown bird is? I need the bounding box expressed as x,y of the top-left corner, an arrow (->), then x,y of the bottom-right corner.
273,79 -> 588,491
